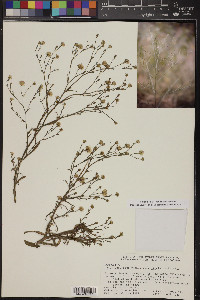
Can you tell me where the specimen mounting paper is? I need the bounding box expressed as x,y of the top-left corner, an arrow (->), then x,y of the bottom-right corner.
2,21 -> 194,298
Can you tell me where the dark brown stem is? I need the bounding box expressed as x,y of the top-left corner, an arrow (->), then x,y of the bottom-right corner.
13,167 -> 19,203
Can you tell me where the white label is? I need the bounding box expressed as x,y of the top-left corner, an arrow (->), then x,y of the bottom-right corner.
128,199 -> 189,209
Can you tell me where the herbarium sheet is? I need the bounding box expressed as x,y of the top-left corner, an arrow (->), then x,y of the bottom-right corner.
2,21 -> 195,298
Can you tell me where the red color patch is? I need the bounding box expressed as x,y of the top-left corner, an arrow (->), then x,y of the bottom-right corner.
20,1 -> 28,8
74,1 -> 81,8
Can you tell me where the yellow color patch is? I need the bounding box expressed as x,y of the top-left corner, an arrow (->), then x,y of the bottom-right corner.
28,1 -> 35,9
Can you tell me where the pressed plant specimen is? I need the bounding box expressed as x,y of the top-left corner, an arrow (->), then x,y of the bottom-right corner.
24,139 -> 144,248
138,26 -> 194,108
7,35 -> 136,203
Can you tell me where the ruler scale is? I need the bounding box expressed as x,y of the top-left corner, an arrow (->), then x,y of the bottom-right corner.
99,0 -> 197,19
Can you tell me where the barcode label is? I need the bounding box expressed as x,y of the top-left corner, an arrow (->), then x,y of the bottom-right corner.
72,286 -> 98,297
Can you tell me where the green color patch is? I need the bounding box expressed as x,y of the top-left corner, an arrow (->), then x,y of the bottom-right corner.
59,1 -> 67,8
13,1 -> 20,8
67,8 -> 74,15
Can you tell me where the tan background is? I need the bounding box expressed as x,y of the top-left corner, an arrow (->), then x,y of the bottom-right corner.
2,21 -> 194,298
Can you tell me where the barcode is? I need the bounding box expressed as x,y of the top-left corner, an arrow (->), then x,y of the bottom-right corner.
72,286 -> 98,297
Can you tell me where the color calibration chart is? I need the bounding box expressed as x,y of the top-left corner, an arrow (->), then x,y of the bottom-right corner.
5,0 -> 97,17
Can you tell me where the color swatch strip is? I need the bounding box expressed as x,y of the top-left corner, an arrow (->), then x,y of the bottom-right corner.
52,1 -> 96,16
5,1 -> 97,17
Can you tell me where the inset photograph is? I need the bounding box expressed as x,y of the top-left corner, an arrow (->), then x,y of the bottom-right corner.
137,22 -> 195,108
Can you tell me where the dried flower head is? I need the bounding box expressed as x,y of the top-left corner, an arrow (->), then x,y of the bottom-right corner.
75,43 -> 83,49
125,144 -> 130,148
78,63 -> 84,70
139,150 -> 144,155
79,206 -> 84,211
46,52 -> 51,57
19,81 -> 25,86
102,189 -> 107,196
61,42 -> 65,47
99,140 -> 104,145
86,146 -> 92,153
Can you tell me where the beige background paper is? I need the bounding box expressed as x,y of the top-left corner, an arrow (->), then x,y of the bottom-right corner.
2,21 -> 194,298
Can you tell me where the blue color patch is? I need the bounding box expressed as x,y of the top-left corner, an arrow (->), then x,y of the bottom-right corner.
6,1 -> 13,8
74,8 -> 81,15
82,1 -> 89,8
43,1 -> 50,9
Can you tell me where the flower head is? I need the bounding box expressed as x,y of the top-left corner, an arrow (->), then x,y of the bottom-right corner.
19,81 -> 25,86
78,63 -> 84,70
139,150 -> 144,155
102,189 -> 107,196
99,140 -> 104,145
86,146 -> 92,153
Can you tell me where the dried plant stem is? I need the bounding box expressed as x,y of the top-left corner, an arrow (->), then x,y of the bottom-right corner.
24,139 -> 144,248
7,36 -> 136,203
